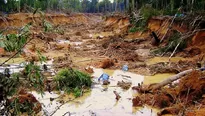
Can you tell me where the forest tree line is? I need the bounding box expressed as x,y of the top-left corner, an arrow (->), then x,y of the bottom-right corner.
0,0 -> 205,14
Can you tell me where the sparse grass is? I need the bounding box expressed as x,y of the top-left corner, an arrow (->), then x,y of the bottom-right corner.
54,68 -> 92,97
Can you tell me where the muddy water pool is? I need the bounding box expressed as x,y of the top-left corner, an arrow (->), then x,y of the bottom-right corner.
33,68 -> 159,116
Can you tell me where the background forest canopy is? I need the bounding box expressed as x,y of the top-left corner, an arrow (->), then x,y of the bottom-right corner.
0,0 -> 205,14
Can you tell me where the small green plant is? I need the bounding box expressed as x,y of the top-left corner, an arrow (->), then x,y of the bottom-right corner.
73,87 -> 81,97
37,50 -> 47,64
54,68 -> 92,97
129,27 -> 138,33
43,20 -> 53,32
23,62 -> 45,93
54,26 -> 64,35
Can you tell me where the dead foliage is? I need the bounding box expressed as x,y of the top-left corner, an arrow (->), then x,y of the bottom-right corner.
117,81 -> 132,90
53,54 -> 73,68
157,104 -> 183,116
177,71 -> 205,102
132,96 -> 143,107
36,32 -> 57,42
132,71 -> 205,115
184,47 -> 201,57
99,38 -> 141,62
148,62 -> 180,75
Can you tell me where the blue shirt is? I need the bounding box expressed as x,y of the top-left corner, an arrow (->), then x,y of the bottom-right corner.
98,73 -> 109,81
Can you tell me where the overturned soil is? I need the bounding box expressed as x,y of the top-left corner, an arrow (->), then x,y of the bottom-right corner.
0,12 -> 205,115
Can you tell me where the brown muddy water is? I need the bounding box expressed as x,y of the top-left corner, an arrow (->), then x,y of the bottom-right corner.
146,57 -> 185,65
32,68 -> 160,116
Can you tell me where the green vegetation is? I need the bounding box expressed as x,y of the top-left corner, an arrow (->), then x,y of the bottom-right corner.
9,98 -> 34,116
0,23 -> 31,52
0,73 -> 19,97
130,6 -> 161,32
23,62 -> 45,93
152,31 -> 187,54
0,21 -> 47,115
54,68 -> 92,97
3,34 -> 27,52
0,0 -> 205,14
0,63 -> 45,115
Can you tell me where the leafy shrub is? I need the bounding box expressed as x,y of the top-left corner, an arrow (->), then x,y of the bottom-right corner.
3,34 -> 27,52
23,62 -> 45,93
0,73 -> 19,97
54,68 -> 92,97
0,23 -> 31,52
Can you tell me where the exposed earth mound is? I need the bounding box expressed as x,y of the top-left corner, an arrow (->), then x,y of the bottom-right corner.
0,12 -> 205,115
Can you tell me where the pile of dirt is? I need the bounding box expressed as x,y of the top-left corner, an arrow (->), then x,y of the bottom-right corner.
8,89 -> 42,114
132,71 -> 205,115
0,13 -> 90,29
98,58 -> 115,69
104,16 -> 130,35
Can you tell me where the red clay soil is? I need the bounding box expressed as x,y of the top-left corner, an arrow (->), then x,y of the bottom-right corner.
98,58 -> 115,69
132,71 -> 205,115
148,17 -> 188,36
104,16 -> 130,34
0,13 -> 90,29
186,108 -> 205,116
9,89 -> 42,113
189,31 -> 205,54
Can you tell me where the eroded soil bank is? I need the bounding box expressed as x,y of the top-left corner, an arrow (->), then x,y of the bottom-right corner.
0,13 -> 205,115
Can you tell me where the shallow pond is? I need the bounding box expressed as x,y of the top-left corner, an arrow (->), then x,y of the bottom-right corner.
144,73 -> 176,85
33,68 -> 159,116
146,57 -> 185,65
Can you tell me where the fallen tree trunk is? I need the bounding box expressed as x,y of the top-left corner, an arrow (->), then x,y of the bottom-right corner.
151,67 -> 205,91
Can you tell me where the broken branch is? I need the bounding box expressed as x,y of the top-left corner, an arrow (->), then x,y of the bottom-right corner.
151,67 -> 204,91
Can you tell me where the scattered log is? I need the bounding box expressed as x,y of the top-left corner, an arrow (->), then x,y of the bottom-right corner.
150,67 -> 205,91
134,67 -> 205,93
